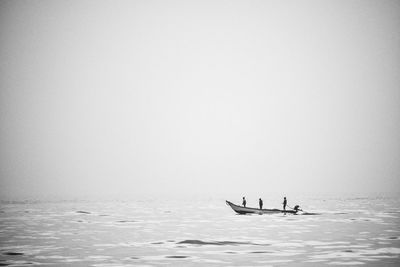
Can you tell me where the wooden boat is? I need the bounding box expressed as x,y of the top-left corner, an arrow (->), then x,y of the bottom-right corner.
226,200 -> 299,215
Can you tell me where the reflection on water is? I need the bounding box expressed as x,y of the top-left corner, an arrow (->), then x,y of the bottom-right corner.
0,196 -> 399,266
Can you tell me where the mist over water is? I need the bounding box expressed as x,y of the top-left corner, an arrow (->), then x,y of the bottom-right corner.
1,196 -> 399,266
1,0 -> 400,200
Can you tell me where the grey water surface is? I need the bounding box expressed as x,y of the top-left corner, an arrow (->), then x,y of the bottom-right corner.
0,196 -> 399,266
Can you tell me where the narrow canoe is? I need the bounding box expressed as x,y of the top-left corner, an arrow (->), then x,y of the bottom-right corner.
226,200 -> 298,215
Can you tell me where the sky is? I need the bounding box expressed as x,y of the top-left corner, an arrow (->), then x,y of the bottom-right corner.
0,0 -> 399,199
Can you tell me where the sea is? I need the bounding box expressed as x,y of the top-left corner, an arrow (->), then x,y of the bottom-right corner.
0,195 -> 399,266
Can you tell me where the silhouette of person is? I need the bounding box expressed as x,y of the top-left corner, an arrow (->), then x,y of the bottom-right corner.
259,198 -> 263,209
294,205 -> 300,212
283,197 -> 287,211
242,197 -> 246,207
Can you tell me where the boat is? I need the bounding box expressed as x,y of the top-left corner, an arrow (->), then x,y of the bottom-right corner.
226,200 -> 299,215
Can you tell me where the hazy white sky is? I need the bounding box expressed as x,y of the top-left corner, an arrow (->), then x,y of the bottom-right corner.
1,0 -> 399,199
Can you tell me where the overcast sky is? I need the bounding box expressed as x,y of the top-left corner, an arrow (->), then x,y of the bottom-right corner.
1,0 -> 399,199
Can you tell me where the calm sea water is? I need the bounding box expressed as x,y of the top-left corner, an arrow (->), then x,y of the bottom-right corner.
0,196 -> 399,266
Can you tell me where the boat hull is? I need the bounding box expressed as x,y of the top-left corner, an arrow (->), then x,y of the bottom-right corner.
226,200 -> 298,215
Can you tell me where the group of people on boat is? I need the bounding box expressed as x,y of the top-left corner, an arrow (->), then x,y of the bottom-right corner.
242,196 -> 300,212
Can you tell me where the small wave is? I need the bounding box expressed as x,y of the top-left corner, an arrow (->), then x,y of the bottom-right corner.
165,255 -> 189,259
3,252 -> 24,256
116,220 -> 136,223
177,240 -> 265,246
76,211 -> 91,214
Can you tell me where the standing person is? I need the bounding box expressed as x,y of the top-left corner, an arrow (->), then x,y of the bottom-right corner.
259,198 -> 263,210
283,197 -> 287,211
242,197 -> 246,207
